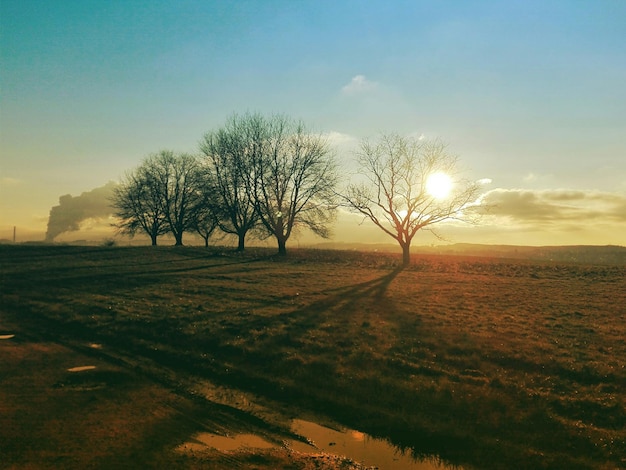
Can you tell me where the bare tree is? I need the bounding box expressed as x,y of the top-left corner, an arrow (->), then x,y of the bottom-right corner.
248,114 -> 339,255
146,151 -> 202,246
200,113 -> 338,254
343,134 -> 480,266
192,209 -> 220,247
111,151 -> 203,246
111,165 -> 169,246
190,172 -> 221,247
199,125 -> 259,251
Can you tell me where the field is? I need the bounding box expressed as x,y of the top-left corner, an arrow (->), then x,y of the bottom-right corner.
1,245 -> 625,469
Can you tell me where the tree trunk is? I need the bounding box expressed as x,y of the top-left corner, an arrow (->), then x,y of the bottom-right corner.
277,237 -> 287,256
174,233 -> 183,246
401,243 -> 411,266
203,236 -> 209,248
150,234 -> 158,246
237,233 -> 245,251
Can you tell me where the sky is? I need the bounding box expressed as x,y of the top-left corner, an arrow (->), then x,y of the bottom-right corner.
1,0 -> 625,246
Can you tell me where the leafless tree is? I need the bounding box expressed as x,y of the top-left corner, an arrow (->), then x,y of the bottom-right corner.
192,211 -> 220,247
247,114 -> 339,255
146,151 -> 202,246
111,164 -> 169,246
343,134 -> 481,266
199,125 -> 259,251
200,113 -> 338,255
190,171 -> 221,247
111,151 -> 202,246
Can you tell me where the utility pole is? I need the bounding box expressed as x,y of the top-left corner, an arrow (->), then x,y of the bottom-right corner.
13,226 -> 16,243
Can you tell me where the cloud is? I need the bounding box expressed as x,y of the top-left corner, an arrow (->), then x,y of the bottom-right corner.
1,177 -> 22,187
45,181 -> 118,241
323,131 -> 359,148
341,75 -> 378,95
407,131 -> 427,141
477,188 -> 626,225
322,131 -> 360,164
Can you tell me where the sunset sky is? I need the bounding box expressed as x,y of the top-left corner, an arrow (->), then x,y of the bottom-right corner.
1,1 -> 625,246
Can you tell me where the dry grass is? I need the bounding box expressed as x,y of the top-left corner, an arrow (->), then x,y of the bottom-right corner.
1,245 -> 624,469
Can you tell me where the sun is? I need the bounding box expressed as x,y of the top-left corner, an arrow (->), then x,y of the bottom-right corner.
426,172 -> 453,199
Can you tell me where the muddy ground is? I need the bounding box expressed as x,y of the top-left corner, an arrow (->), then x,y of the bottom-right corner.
0,316 -> 372,470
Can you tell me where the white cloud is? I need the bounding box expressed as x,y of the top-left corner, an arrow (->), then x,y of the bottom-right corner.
322,131 -> 360,169
407,131 -> 427,141
0,177 -> 22,187
341,75 -> 378,95
322,131 -> 359,148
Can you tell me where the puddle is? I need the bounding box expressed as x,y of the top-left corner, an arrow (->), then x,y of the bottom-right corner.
178,432 -> 275,453
0,334 -> 15,340
290,419 -> 458,470
67,365 -> 97,372
179,419 -> 459,469
88,343 -> 102,349
55,368 -> 128,391
185,380 -> 459,468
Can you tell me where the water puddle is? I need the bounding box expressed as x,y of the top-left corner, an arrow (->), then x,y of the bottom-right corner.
179,419 -> 458,469
186,379 -> 459,469
67,365 -> 97,372
88,343 -> 102,349
0,334 -> 15,340
178,432 -> 275,453
290,419 -> 457,470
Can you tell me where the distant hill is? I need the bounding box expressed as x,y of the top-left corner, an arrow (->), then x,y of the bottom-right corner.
311,242 -> 626,265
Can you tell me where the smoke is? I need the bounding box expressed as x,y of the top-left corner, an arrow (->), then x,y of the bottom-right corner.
45,181 -> 118,241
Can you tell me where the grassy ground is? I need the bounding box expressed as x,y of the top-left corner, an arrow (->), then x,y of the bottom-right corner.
1,245 -> 625,469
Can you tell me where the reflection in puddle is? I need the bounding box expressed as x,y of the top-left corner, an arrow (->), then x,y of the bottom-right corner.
0,334 -> 15,340
184,380 -> 459,469
67,365 -> 97,372
291,419 -> 457,470
179,432 -> 275,452
180,420 -> 458,470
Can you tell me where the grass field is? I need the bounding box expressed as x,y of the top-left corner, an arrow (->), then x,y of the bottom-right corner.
1,245 -> 625,469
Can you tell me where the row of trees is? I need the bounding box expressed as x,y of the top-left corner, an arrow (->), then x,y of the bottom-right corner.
111,113 -> 480,265
111,151 -> 207,247
112,114 -> 338,255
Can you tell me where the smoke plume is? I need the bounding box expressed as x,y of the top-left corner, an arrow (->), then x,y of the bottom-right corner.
45,181 -> 118,241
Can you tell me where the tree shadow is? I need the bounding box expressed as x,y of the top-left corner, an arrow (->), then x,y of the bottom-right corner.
2,247 -> 276,296
242,265 -> 406,337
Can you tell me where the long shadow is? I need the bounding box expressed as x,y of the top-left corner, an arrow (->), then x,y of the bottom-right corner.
1,248 -> 277,296
239,265 -> 406,344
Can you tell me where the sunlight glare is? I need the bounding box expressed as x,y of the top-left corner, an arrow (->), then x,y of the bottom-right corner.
426,172 -> 453,199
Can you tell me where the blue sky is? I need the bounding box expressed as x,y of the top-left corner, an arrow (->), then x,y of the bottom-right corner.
1,1 -> 625,245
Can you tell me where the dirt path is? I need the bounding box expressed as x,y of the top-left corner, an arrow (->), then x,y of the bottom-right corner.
0,316 -> 371,470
